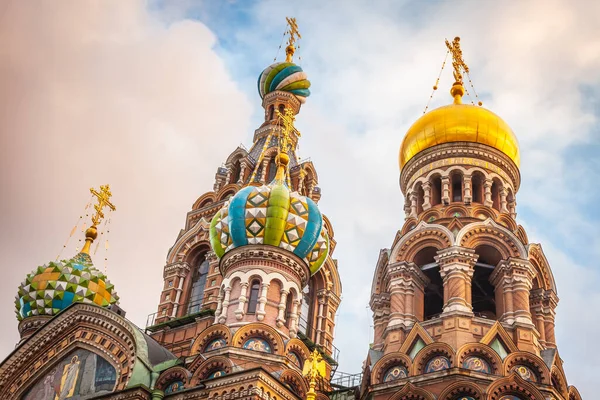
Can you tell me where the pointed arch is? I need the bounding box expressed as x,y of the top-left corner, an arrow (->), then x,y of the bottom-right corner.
486,372 -> 546,400
192,192 -> 217,210
411,342 -> 455,376
189,355 -> 234,384
480,321 -> 519,353
231,322 -> 285,355
371,352 -> 412,384
399,323 -> 434,353
370,249 -> 390,297
166,218 -> 212,264
438,381 -> 483,400
155,366 -> 191,391
456,342 -> 503,375
190,324 -> 232,355
389,382 -> 434,400
527,244 -> 557,292
503,351 -> 551,384
455,219 -> 527,259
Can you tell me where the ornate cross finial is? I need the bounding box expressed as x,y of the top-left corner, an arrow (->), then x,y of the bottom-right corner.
275,106 -> 301,157
302,349 -> 326,400
89,185 -> 116,227
285,17 -> 302,62
445,36 -> 469,85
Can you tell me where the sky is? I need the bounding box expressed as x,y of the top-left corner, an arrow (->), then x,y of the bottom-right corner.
1,0 -> 600,397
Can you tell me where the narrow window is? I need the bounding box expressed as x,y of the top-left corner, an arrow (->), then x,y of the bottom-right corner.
188,254 -> 210,314
416,184 -> 424,215
451,173 -> 463,202
278,104 -> 285,115
268,105 -> 275,120
267,157 -> 277,182
491,180 -> 500,211
472,173 -> 484,203
247,280 -> 261,314
285,293 -> 294,328
430,175 -> 442,206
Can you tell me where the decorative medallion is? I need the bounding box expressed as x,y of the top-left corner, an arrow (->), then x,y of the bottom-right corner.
425,356 -> 450,373
383,365 -> 408,382
207,370 -> 226,379
165,380 -> 185,394
205,338 -> 227,352
462,355 -> 492,374
243,337 -> 272,353
512,365 -> 537,382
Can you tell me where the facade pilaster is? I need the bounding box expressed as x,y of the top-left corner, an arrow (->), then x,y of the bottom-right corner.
422,181 -> 432,210
276,289 -> 289,328
386,262 -> 428,329
483,179 -> 493,207
463,174 -> 472,204
441,176 -> 450,205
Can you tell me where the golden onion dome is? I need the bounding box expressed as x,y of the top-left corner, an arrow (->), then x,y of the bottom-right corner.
399,100 -> 520,169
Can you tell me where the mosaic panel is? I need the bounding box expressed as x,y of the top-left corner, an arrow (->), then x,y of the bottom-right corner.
205,338 -> 227,352
383,365 -> 408,382
164,381 -> 184,394
243,337 -> 272,353
424,355 -> 450,373
462,355 -> 492,374
512,365 -> 538,382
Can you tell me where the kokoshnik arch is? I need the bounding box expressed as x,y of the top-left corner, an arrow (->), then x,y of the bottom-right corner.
0,21 -> 580,400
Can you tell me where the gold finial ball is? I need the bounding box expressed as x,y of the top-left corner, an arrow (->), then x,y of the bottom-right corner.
450,83 -> 465,98
85,226 -> 98,241
433,85 -> 438,90
276,153 -> 290,167
454,36 -> 460,42
286,44 -> 295,55
478,101 -> 483,106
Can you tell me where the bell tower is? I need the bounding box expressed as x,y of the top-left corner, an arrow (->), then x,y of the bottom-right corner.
364,38 -> 580,400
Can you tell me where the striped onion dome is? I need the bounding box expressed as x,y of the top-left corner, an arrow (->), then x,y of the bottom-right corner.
15,252 -> 119,321
210,177 -> 329,275
258,62 -> 311,103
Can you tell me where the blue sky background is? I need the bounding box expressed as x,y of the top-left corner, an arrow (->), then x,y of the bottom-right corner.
1,1 -> 599,397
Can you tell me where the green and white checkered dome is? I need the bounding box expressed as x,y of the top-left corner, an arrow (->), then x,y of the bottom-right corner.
15,252 -> 119,321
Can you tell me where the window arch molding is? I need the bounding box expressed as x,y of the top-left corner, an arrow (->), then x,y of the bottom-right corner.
231,322 -> 285,355
456,343 -> 503,375
370,352 -> 412,384
438,381 -> 483,400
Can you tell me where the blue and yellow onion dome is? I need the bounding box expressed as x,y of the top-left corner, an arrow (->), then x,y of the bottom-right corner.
210,159 -> 328,275
258,62 -> 311,104
15,251 -> 119,321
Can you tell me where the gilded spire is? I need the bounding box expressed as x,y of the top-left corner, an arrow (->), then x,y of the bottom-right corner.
284,17 -> 301,63
445,36 -> 469,104
81,185 -> 116,255
274,106 -> 301,182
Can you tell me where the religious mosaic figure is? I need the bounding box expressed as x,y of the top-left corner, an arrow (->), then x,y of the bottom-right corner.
243,338 -> 271,353
462,356 -> 491,374
42,368 -> 57,400
57,355 -> 80,399
425,356 -> 450,373
383,365 -> 408,382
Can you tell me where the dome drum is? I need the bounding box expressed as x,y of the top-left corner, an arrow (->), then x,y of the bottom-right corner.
400,141 -> 521,195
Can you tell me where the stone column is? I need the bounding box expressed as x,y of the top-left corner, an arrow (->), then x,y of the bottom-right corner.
441,176 -> 451,205
238,162 -> 247,184
288,299 -> 301,338
463,174 -> 472,204
408,191 -> 418,218
259,159 -> 269,183
234,282 -> 249,320
508,198 -> 517,219
256,282 -> 270,321
436,247 -> 478,314
387,262 -> 429,328
490,258 -> 536,325
483,179 -> 493,207
172,272 -> 186,318
422,181 -> 432,210
214,288 -> 223,324
315,295 -> 326,343
218,287 -> 232,324
500,187 -> 509,213
225,170 -> 232,185
276,289 -> 289,328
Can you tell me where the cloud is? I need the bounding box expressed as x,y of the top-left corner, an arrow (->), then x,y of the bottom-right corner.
0,0 -> 252,351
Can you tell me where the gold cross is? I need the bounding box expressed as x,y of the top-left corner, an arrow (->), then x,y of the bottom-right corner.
285,17 -> 302,62
286,17 -> 301,47
445,36 -> 469,85
89,184 -> 116,226
275,106 -> 301,156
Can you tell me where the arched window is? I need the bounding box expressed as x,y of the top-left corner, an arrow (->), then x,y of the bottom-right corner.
230,159 -> 241,184
472,173 -> 484,204
247,280 -> 260,314
430,175 -> 442,206
472,245 -> 502,319
267,157 -> 277,182
491,180 -> 501,211
188,253 -> 210,314
414,247 -> 443,320
415,183 -> 424,215
451,172 -> 463,202
268,105 -> 275,120
278,104 -> 285,115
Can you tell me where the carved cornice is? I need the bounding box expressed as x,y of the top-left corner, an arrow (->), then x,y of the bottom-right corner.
220,245 -> 310,287
435,246 -> 478,267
